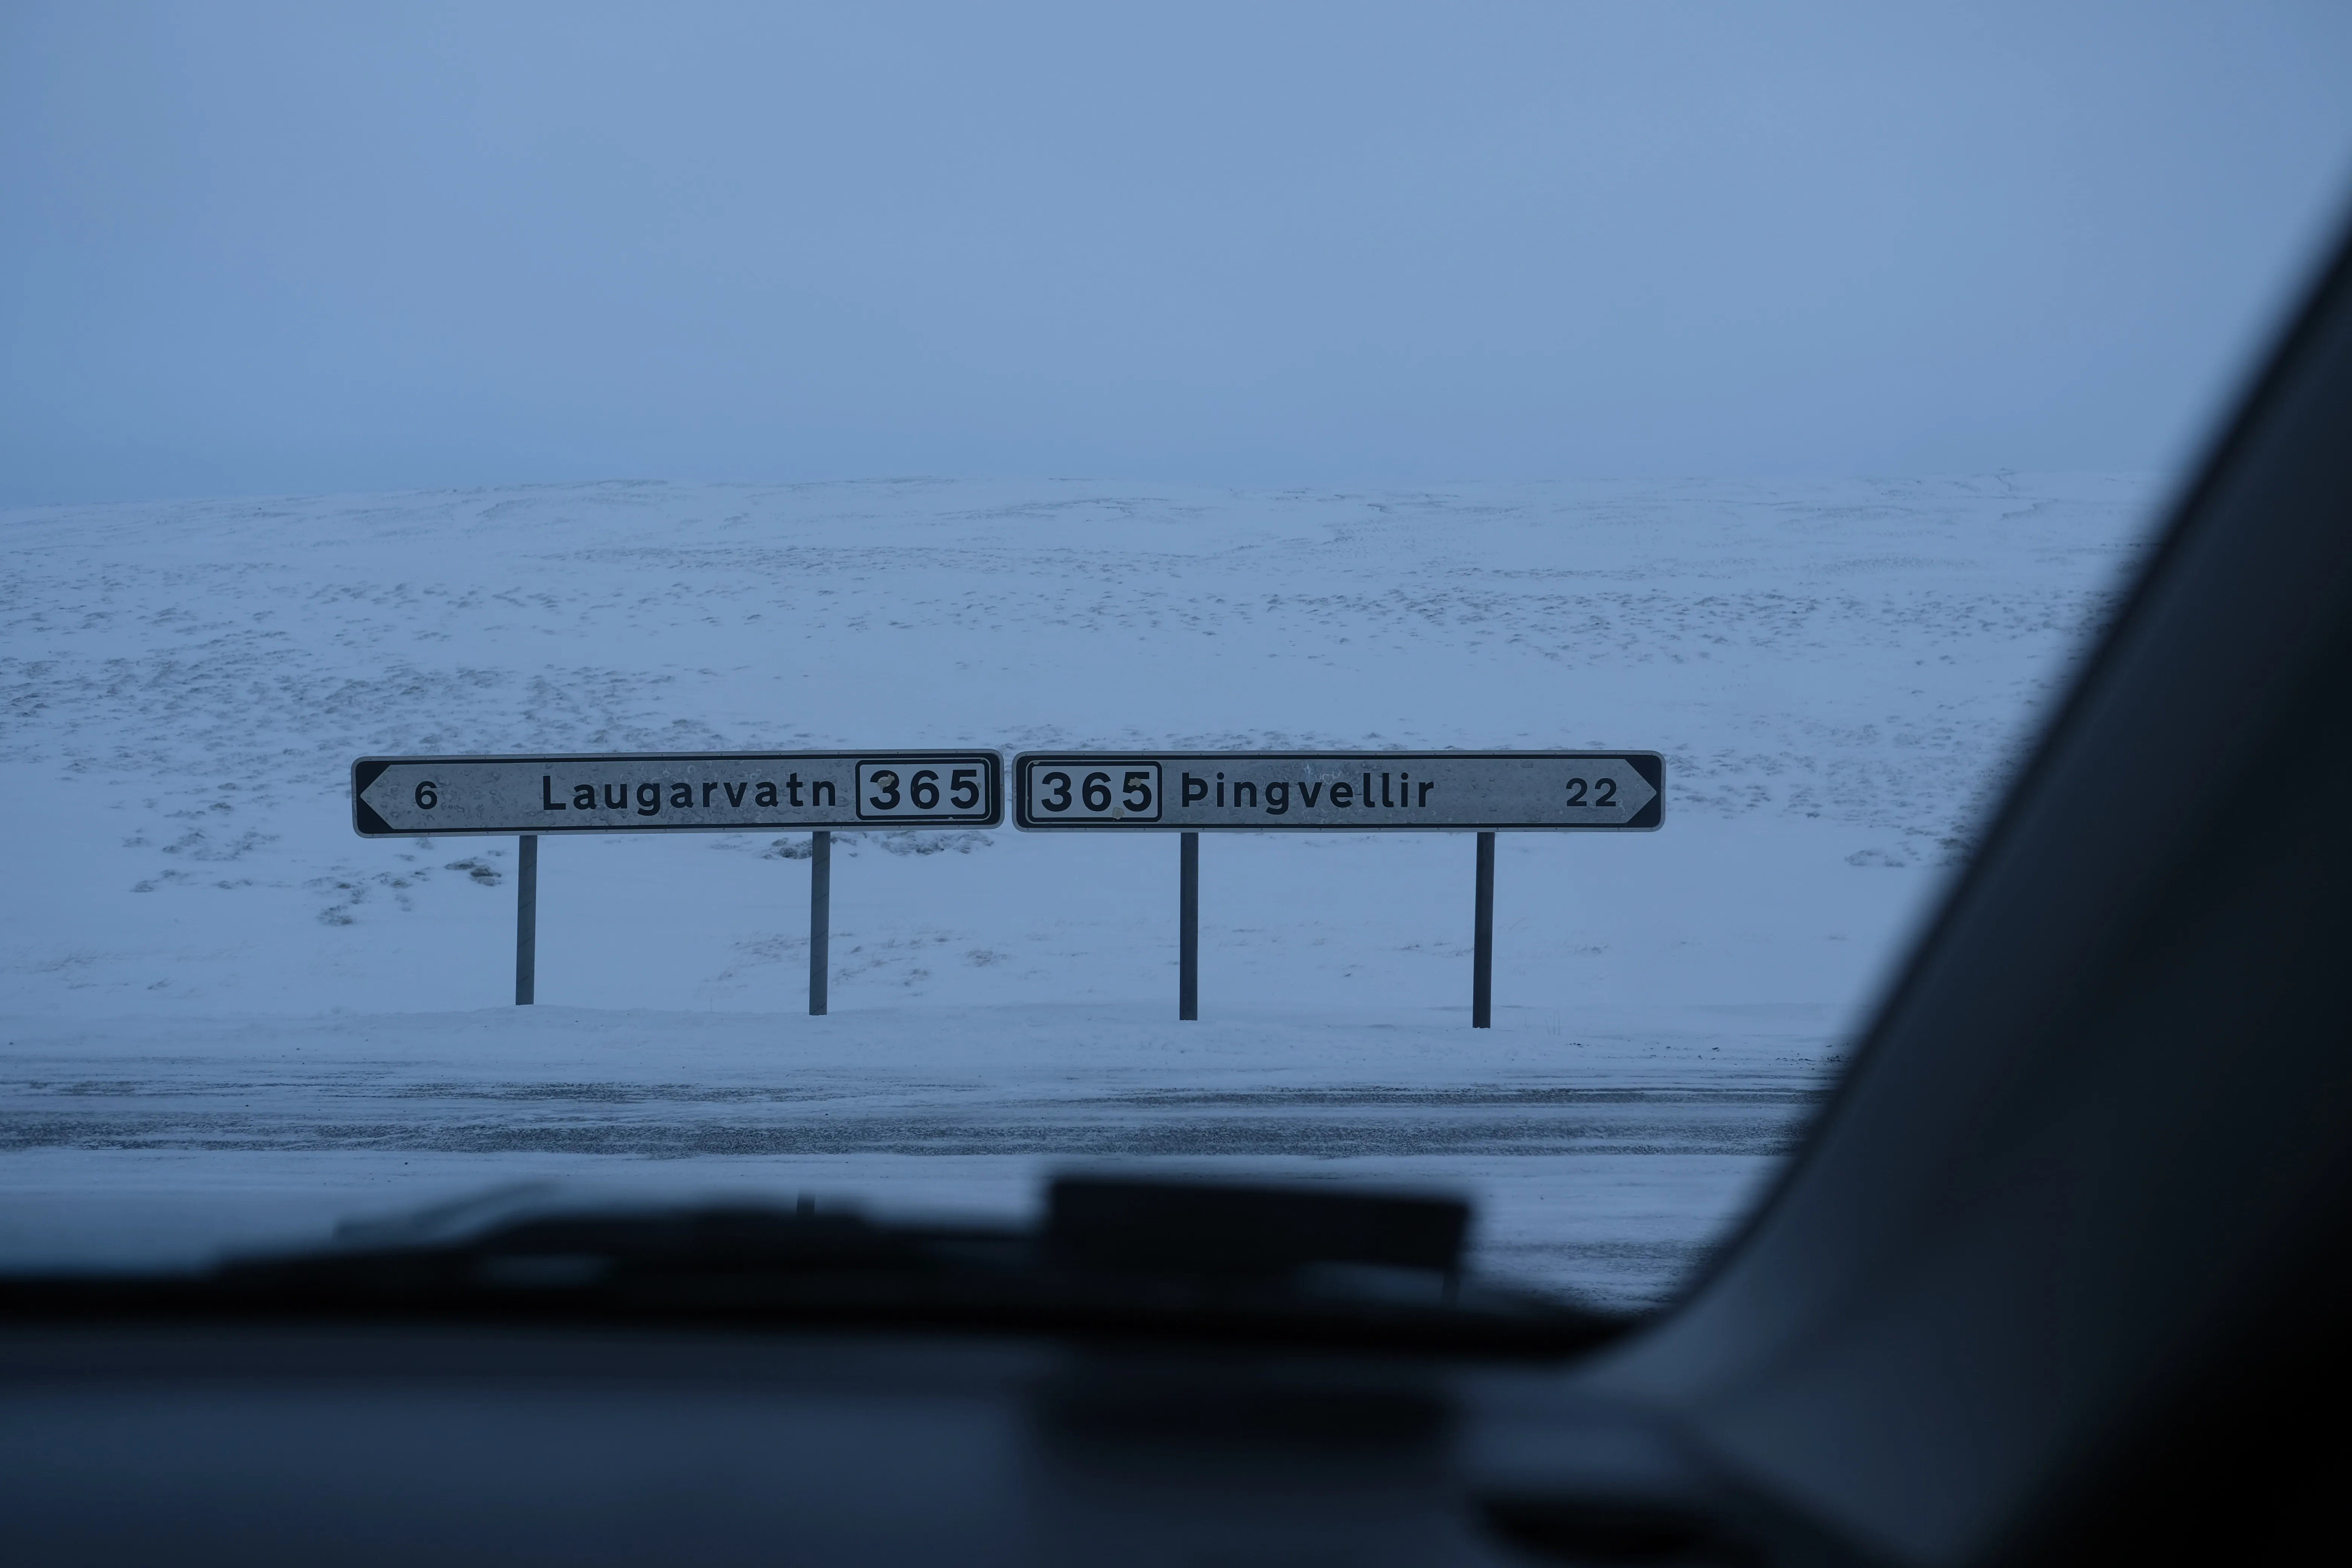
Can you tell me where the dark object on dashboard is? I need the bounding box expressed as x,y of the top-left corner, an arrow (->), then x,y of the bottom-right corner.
1045,1175 -> 1470,1277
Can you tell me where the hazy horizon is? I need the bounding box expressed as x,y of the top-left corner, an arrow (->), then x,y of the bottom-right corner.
6,2 -> 2351,505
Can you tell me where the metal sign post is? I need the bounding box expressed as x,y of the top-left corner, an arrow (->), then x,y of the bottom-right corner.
352,752 -> 1003,1008
1472,831 -> 1495,1029
515,834 -> 538,1006
1011,751 -> 1661,1023
1179,831 -> 1200,1021
809,830 -> 831,1017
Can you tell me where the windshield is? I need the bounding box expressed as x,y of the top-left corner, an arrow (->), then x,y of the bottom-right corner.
6,5 -> 2351,1314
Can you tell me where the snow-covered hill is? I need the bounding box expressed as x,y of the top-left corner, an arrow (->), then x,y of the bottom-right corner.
0,475 -> 2158,1300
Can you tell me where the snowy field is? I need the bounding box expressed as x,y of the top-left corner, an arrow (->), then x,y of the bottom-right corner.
0,476 -> 2156,1305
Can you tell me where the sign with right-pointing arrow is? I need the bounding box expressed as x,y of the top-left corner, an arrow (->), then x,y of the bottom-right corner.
1010,752 -> 1661,830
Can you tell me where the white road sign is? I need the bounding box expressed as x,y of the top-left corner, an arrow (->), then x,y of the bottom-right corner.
1010,752 -> 1661,831
353,752 -> 1003,836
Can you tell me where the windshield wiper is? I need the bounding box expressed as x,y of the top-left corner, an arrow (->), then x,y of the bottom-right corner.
0,1177 -> 1625,1355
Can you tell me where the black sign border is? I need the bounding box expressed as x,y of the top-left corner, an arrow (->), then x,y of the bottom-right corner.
351,751 -> 1004,838
1016,758 -> 1167,825
1011,751 -> 1663,831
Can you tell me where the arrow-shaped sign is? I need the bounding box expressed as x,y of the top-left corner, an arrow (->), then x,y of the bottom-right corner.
352,752 -> 1003,836
1010,752 -> 1662,830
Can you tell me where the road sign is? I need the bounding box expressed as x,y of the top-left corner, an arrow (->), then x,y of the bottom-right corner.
352,752 -> 1003,837
1010,752 -> 1661,831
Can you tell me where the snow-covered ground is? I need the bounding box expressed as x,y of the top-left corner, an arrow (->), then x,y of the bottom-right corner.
0,476 -> 2157,1305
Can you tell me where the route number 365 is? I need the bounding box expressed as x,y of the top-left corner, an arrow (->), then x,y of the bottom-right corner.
854,761 -> 990,821
1026,762 -> 1161,821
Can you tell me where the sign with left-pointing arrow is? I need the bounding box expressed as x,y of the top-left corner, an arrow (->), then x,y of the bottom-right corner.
351,752 -> 1003,837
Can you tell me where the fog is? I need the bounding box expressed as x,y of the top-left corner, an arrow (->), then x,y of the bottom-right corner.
4,1 -> 2350,502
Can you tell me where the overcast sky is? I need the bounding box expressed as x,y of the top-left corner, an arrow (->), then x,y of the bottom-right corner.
5,2 -> 2351,504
